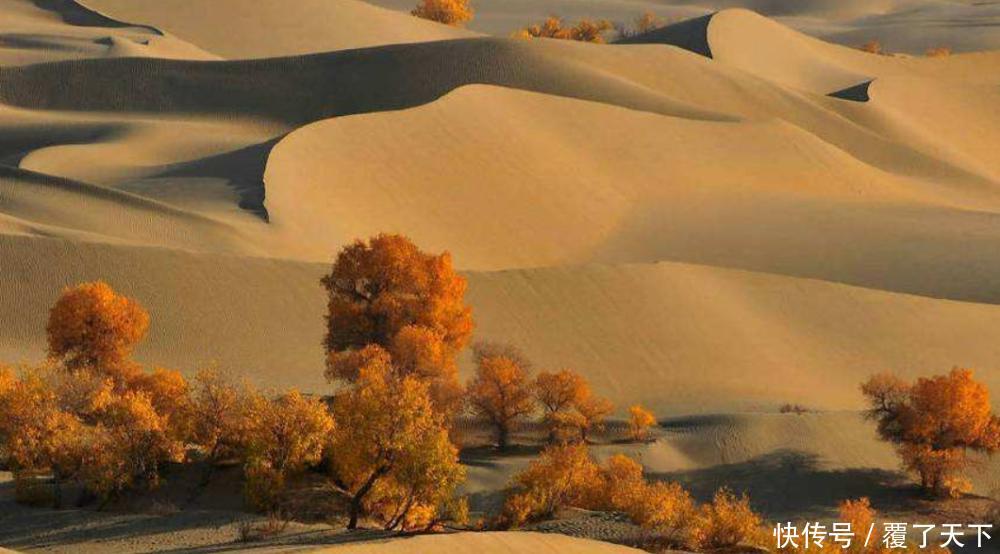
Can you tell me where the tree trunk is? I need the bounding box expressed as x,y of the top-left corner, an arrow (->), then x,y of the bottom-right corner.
497,424 -> 509,450
347,466 -> 388,530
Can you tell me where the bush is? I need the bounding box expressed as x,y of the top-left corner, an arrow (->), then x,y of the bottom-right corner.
858,39 -> 883,55
926,46 -> 952,58
411,0 -> 473,26
500,443 -> 600,526
691,488 -> 767,551
628,404 -> 656,441
516,16 -> 613,43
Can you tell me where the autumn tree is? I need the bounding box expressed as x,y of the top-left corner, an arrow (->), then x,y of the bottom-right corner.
322,234 -> 473,415
467,352 -> 535,450
534,368 -> 613,442
861,368 -> 1000,497
411,0 -> 473,26
46,281 -> 149,378
576,392 -> 614,442
329,363 -> 464,529
628,404 -> 656,442
516,16 -> 613,43
633,11 -> 664,35
535,369 -> 586,441
240,389 -> 334,510
925,46 -> 951,58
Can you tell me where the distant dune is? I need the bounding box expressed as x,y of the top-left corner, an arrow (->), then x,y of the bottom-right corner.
81,0 -> 477,57
364,0 -> 1000,54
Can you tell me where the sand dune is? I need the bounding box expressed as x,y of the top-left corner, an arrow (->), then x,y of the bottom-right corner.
365,0 -> 1000,55
0,0 -> 217,66
316,532 -> 645,554
82,0 -> 477,57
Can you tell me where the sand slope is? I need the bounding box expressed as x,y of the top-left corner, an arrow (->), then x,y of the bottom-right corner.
0,0 -> 217,66
316,532 -> 645,554
82,0 -> 477,57
365,0 -> 1000,55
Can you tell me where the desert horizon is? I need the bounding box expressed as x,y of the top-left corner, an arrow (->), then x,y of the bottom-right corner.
0,0 -> 999,552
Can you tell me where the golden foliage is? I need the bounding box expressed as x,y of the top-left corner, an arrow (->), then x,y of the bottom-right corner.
628,404 -> 656,442
500,443 -> 600,526
190,369 -> 253,461
534,368 -> 613,442
926,46 -> 952,58
861,368 -> 1000,497
500,444 -> 695,547
466,349 -> 535,449
46,281 -> 149,375
322,234 -> 472,415
321,233 -> 472,360
411,0 -> 473,26
691,488 -> 767,551
243,390 -> 334,475
859,39 -> 884,55
329,364 -> 463,529
634,11 -> 664,35
517,16 -> 613,43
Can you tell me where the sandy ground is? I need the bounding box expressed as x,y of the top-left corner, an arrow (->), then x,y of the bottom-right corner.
1,0 -> 999,552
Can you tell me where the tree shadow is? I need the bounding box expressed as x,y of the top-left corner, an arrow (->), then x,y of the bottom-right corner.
650,449 -> 915,521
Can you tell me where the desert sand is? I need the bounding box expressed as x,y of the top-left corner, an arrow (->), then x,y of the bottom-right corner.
0,0 -> 999,551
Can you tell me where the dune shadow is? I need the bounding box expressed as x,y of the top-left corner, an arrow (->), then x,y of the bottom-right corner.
615,13 -> 714,58
30,0 -> 162,34
156,138 -> 281,221
651,449 -> 912,521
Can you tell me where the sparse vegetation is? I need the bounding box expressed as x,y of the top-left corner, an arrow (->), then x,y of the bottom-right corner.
616,11 -> 667,40
515,16 -> 614,43
926,46 -> 952,58
779,403 -> 810,415
628,404 -> 656,441
861,368 -> 1000,498
466,342 -> 535,450
858,39 -> 885,55
411,0 -> 473,26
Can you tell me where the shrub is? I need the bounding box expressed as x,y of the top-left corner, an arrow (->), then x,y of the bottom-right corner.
466,349 -> 535,449
411,0 -> 473,26
517,16 -> 613,43
779,403 -> 810,415
861,368 -> 1000,497
500,443 -> 600,526
858,39 -> 884,55
628,404 -> 656,442
691,488 -> 767,551
926,46 -> 952,58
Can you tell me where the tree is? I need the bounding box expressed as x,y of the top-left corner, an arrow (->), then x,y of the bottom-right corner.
321,234 -> 473,414
46,281 -> 149,377
535,369 -> 586,441
925,46 -> 951,58
500,443 -> 600,526
411,0 -> 473,26
329,364 -> 463,529
575,392 -> 614,442
628,404 -> 656,442
861,368 -> 1000,497
634,11 -> 664,34
466,352 -> 535,449
190,369 -> 252,462
517,16 -> 613,43
241,390 -> 334,510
